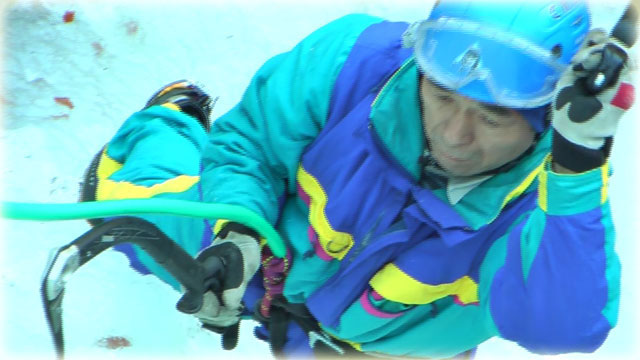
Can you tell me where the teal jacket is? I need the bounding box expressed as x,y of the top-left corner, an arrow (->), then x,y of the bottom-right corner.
200,14 -> 620,357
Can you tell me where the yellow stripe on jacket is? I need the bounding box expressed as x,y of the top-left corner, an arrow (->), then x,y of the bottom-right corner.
370,263 -> 479,305
297,166 -> 354,260
95,148 -> 199,201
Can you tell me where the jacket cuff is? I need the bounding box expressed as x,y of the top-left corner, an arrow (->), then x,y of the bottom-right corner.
218,221 -> 261,242
538,156 -> 611,216
551,129 -> 611,173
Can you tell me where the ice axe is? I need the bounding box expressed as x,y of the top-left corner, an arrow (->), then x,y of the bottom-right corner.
3,199 -> 284,358
41,217 -> 212,359
581,2 -> 637,94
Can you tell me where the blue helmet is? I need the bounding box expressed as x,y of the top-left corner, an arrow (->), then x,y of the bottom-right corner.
410,1 -> 591,110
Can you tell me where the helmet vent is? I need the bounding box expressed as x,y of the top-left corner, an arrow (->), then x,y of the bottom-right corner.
551,44 -> 563,59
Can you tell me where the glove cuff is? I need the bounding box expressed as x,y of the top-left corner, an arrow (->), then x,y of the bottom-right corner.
218,222 -> 260,243
552,129 -> 612,172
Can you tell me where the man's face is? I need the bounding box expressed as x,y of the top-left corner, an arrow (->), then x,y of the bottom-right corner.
420,77 -> 536,177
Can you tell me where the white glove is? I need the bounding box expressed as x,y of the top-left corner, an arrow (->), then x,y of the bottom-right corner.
193,230 -> 261,328
551,29 -> 635,172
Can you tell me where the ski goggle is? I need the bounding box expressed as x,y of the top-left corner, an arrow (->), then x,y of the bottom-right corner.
409,17 -> 569,108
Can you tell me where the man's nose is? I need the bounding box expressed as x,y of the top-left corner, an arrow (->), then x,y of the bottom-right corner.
442,107 -> 474,146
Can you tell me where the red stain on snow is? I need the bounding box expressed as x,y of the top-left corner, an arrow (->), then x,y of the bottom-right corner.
51,114 -> 70,120
54,97 -> 74,109
125,21 -> 139,35
97,336 -> 132,349
92,42 -> 104,57
63,11 -> 75,23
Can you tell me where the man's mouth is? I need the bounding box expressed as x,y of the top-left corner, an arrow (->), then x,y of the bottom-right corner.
434,146 -> 470,163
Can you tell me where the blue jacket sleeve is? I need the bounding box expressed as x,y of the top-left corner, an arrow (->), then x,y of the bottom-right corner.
483,157 -> 620,354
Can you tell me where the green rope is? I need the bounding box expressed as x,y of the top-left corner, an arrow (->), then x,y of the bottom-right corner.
1,199 -> 285,258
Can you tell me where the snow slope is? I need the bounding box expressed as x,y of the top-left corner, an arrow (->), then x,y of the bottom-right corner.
1,0 -> 638,359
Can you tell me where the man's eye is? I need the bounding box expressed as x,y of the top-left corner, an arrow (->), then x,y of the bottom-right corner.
436,94 -> 454,103
481,115 -> 501,127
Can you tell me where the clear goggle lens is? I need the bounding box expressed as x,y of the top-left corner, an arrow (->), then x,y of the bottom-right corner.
412,18 -> 568,108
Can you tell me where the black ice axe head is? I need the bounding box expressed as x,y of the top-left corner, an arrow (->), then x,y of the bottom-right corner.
41,217 -> 209,359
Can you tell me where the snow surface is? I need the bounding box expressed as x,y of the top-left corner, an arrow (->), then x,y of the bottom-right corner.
1,0 -> 638,359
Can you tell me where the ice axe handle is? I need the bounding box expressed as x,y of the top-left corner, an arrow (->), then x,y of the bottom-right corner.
175,255 -> 226,314
611,3 -> 638,48
583,3 -> 637,94
580,44 -> 628,94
